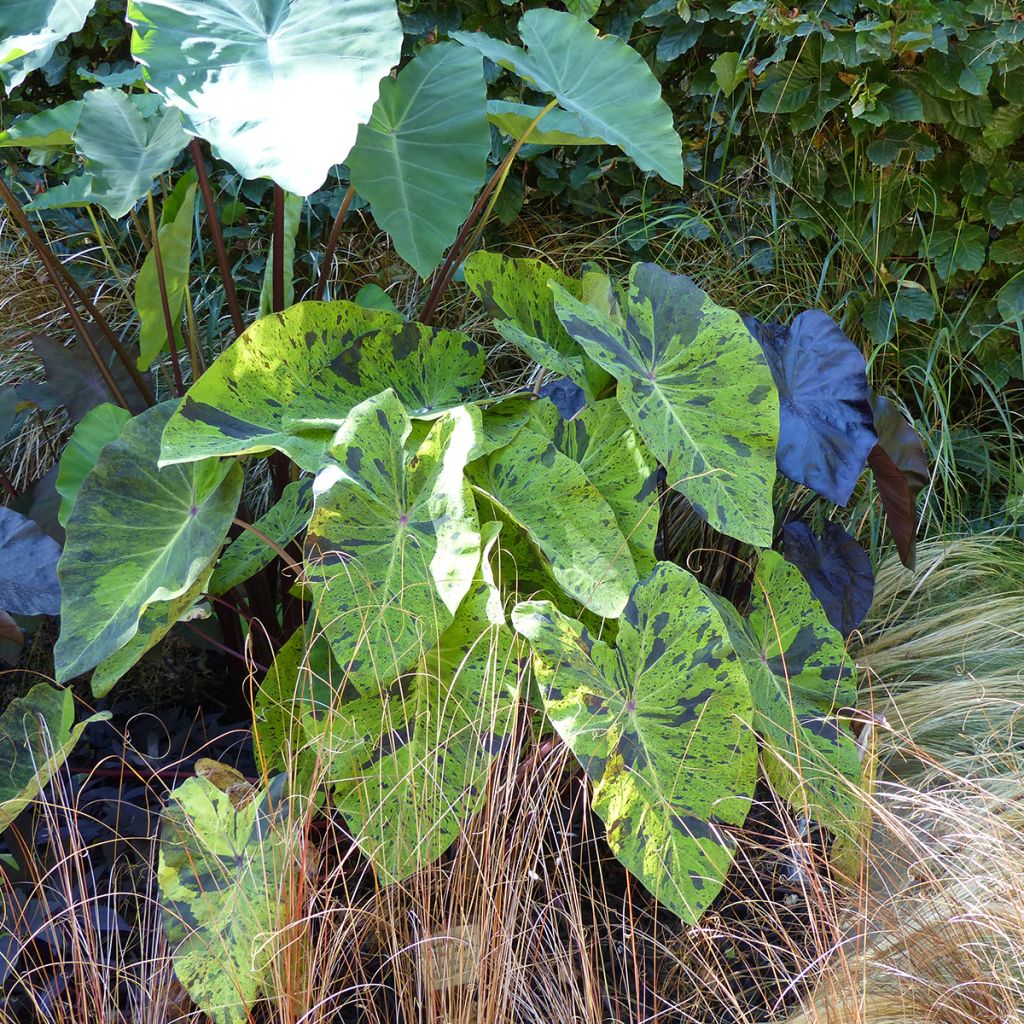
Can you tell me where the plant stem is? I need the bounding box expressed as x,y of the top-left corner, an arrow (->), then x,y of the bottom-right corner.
421,99 -> 558,324
189,139 -> 245,339
232,517 -> 304,578
314,183 -> 356,301
272,184 -> 286,313
146,191 -> 186,395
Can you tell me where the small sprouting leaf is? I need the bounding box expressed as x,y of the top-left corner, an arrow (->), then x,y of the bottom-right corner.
782,520 -> 874,638
744,311 -> 877,506
554,263 -> 779,546
0,683 -> 110,832
55,402 -> 133,528
714,551 -> 861,834
512,562 -> 756,923
0,508 -> 61,617
486,101 -> 605,146
305,391 -> 480,692
56,401 -> 242,683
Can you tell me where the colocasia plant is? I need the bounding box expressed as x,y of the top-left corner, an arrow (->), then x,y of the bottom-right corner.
0,2 -> 927,1021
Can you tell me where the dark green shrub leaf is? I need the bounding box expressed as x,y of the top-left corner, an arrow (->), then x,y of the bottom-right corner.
55,401 -> 242,683
744,311 -> 877,506
554,263 -> 779,546
924,222 -> 988,278
0,508 -> 61,616
305,391 -> 480,691
128,0 -> 403,195
512,562 -> 757,924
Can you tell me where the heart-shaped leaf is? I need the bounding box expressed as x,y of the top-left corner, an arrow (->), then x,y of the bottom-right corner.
782,520 -> 874,638
305,391 -> 480,692
512,562 -> 756,923
347,43 -> 490,277
554,263 -> 779,546
744,311 -> 877,506
453,8 -> 682,185
128,0 -> 403,195
0,508 -> 61,616
56,401 -> 242,682
0,0 -> 96,91
713,551 -> 861,834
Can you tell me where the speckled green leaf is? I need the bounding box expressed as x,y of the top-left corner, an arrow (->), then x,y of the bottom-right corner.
712,551 -> 861,834
159,301 -> 403,471
553,263 -> 779,546
468,425 -> 637,618
304,391 -> 480,692
512,562 -> 756,923
55,401 -> 242,683
453,8 -> 683,185
529,398 -> 659,576
158,775 -> 296,1024
282,320 -> 485,435
316,523 -> 522,882
210,479 -> 313,596
0,683 -> 110,832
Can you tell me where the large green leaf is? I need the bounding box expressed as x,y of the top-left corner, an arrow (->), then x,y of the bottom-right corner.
0,683 -> 110,832
347,42 -> 490,278
128,0 -> 403,195
453,8 -> 682,185
304,390 -> 480,692
136,181 -> 197,370
315,523 -> 521,882
55,401 -> 242,682
71,87 -> 189,218
529,398 -> 659,576
468,424 -> 638,618
712,551 -> 861,833
553,263 -> 779,547
512,562 -> 756,923
158,775 -> 296,1024
55,402 -> 132,528
0,0 -> 96,91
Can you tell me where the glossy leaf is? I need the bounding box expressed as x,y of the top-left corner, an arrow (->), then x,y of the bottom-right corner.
128,0 -> 403,195
55,402 -> 132,528
714,551 -> 861,833
744,311 -> 877,506
158,775 -> 296,1024
304,391 -> 480,692
347,43 -> 490,277
453,9 -> 682,185
211,479 -> 312,596
136,181 -> 197,370
160,301 -> 403,471
468,423 -> 637,618
0,508 -> 61,616
55,401 -> 242,682
486,100 -> 604,145
0,683 -> 110,832
0,0 -> 96,91
782,520 -> 874,638
512,562 -> 756,923
554,263 -> 779,546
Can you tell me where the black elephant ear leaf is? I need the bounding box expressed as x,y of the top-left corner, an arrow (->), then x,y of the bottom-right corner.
782,520 -> 874,638
868,394 -> 928,570
751,310 -> 877,506
0,507 -> 61,616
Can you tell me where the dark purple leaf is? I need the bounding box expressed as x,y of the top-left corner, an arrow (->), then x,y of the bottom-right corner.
870,394 -> 928,498
0,507 -> 61,616
538,376 -> 587,419
745,311 -> 877,506
782,520 -> 874,637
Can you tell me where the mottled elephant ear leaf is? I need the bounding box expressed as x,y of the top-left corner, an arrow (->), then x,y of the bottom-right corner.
468,422 -> 638,618
783,520 -> 874,638
158,775 -> 297,1024
529,398 -> 660,576
0,683 -> 110,833
869,393 -> 928,569
323,522 -> 522,883
747,311 -> 877,506
159,301 -> 403,471
55,401 -> 242,684
714,551 -> 862,835
512,562 -> 756,924
304,390 -> 480,693
553,263 -> 779,546
0,507 -> 61,616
